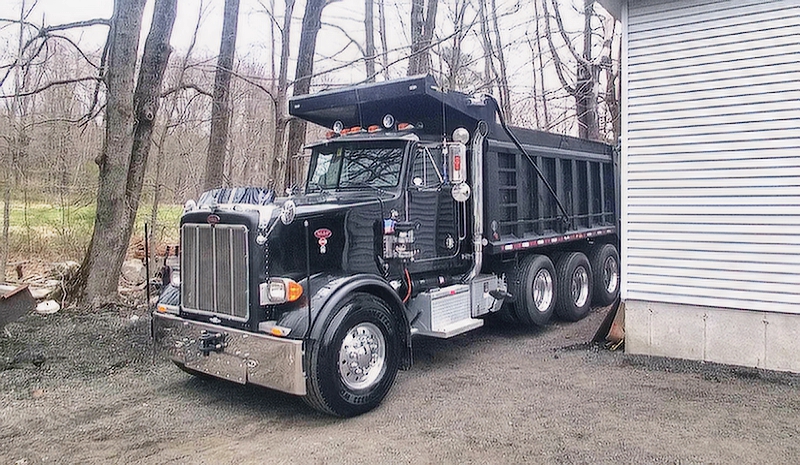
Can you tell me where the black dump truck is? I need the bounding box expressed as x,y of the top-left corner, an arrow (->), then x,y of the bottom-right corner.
153,75 -> 619,417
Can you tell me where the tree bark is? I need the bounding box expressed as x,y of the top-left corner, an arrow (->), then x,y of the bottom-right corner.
364,0 -> 376,82
533,0 -> 550,129
269,0 -> 295,188
2,0 -> 26,282
489,0 -> 511,122
377,0 -> 390,80
575,0 -> 599,140
544,0 -> 601,140
149,1 -> 203,263
80,0 -> 148,308
284,0 -> 334,188
407,0 -> 437,76
203,0 -> 240,191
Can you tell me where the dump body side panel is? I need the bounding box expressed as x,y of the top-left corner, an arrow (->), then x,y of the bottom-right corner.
483,127 -> 617,254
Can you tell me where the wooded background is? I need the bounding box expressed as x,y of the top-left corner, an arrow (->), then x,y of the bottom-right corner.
0,0 -> 620,307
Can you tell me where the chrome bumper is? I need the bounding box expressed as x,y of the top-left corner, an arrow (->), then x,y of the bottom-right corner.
152,312 -> 306,396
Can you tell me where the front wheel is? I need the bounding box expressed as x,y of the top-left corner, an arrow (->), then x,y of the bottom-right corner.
304,292 -> 400,417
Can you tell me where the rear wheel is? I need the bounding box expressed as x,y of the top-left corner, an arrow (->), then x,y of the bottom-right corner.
589,243 -> 619,306
554,252 -> 593,322
509,254 -> 556,326
304,292 -> 400,417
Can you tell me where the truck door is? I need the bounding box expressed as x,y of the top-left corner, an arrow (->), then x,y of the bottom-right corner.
406,144 -> 463,268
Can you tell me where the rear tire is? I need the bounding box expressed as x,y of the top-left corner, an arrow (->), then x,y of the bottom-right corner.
508,254 -> 556,326
304,292 -> 400,417
554,252 -> 593,322
589,243 -> 620,306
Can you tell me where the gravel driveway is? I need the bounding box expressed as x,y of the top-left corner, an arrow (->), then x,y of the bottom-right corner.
2,304 -> 798,464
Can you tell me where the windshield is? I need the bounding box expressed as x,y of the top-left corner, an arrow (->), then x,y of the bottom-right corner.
306,142 -> 406,192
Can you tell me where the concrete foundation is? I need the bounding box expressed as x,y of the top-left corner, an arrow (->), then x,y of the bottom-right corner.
625,300 -> 800,374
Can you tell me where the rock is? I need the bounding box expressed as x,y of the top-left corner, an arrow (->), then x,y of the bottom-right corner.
121,259 -> 146,285
36,300 -> 60,315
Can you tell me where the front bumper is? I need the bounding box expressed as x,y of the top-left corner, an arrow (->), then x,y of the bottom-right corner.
152,312 -> 306,396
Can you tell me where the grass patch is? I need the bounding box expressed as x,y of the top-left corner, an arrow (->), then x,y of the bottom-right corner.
1,202 -> 183,262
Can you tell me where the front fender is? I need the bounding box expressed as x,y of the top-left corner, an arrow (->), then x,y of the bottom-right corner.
274,273 -> 412,369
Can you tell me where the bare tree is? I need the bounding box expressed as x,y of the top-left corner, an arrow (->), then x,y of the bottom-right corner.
268,0 -> 295,188
149,2 -> 207,261
1,0 -> 29,282
365,0 -> 376,82
284,0 -> 338,188
543,0 -> 604,140
527,0 -> 551,130
78,0 -> 177,308
203,0 -> 240,191
377,0 -> 390,80
407,0 -> 438,76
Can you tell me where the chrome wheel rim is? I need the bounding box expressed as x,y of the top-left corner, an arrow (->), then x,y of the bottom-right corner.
532,269 -> 554,312
338,322 -> 386,391
571,266 -> 589,308
603,256 -> 619,294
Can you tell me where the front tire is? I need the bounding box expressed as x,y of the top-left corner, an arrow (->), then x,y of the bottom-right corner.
304,292 -> 400,417
554,252 -> 593,322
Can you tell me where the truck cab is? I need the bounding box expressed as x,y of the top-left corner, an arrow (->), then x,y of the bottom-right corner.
153,75 -> 619,417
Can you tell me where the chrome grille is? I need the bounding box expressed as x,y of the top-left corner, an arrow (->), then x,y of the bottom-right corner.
181,223 -> 249,320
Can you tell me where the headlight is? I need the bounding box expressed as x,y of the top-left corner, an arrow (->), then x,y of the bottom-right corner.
170,270 -> 181,286
259,278 -> 303,305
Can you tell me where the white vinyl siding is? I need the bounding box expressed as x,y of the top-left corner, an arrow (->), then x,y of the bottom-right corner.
622,0 -> 800,314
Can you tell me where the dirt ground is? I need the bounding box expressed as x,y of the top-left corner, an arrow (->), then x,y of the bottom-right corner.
1,302 -> 799,465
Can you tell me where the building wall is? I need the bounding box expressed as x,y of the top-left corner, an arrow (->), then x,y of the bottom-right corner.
621,0 -> 800,371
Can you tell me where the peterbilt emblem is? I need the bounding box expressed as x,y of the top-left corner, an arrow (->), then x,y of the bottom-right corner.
314,228 -> 332,239
207,214 -> 220,225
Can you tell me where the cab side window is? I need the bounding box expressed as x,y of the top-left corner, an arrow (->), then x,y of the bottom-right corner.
410,146 -> 444,189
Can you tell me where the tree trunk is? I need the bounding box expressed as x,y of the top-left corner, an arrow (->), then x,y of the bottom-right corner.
575,0 -> 599,140
602,15 -> 620,143
477,0 -> 494,93
364,0 -> 376,82
407,0 -> 437,76
533,0 -> 550,129
2,0 -> 26,282
203,0 -> 240,191
149,3 -> 203,262
489,0 -> 511,122
377,0 -> 390,80
284,0 -> 333,188
269,0 -> 295,188
79,0 -> 148,308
